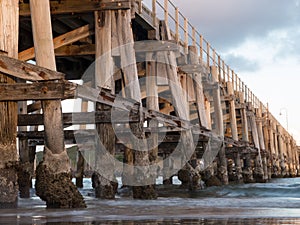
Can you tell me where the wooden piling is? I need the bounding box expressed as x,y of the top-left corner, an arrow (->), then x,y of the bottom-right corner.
0,0 -> 19,208
160,22 -> 201,190
92,10 -> 118,199
188,46 -> 209,129
277,125 -> 286,177
211,66 -> 228,185
238,92 -> 254,183
116,9 -> 156,199
248,104 -> 265,182
256,106 -> 268,181
30,0 -> 86,208
18,100 -> 32,198
226,82 -> 242,182
146,53 -> 160,186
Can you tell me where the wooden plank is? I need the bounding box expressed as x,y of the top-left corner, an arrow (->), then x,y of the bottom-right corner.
179,64 -> 207,74
19,0 -> 130,16
19,24 -> 94,61
18,111 -> 140,126
0,81 -> 65,101
76,84 -> 192,129
55,44 -> 95,57
0,55 -> 64,81
134,40 -> 178,53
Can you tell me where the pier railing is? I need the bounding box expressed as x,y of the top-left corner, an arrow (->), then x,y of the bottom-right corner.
142,0 -> 291,138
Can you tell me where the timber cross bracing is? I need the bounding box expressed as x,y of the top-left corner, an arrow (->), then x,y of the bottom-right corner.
0,0 -> 299,207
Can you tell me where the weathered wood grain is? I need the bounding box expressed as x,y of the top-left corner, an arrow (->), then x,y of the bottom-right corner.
19,24 -> 94,61
20,0 -> 130,16
0,55 -> 64,81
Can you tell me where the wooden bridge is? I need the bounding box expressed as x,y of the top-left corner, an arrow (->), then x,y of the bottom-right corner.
0,0 -> 299,208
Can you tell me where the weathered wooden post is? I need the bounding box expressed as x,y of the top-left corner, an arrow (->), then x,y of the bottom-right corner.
116,9 -> 156,199
277,125 -> 286,177
76,100 -> 88,188
18,102 -> 33,198
185,45 -> 210,188
146,53 -> 159,185
92,10 -> 118,199
248,104 -> 264,182
272,120 -> 281,176
159,21 -> 201,190
226,82 -> 242,183
30,0 -> 86,208
262,113 -> 272,179
188,46 -> 209,129
0,0 -> 19,208
268,119 -> 276,177
256,106 -> 268,181
238,92 -> 254,183
286,136 -> 293,176
211,66 -> 228,185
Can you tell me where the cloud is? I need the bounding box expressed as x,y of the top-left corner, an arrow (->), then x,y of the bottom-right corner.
223,53 -> 261,73
171,0 -> 300,50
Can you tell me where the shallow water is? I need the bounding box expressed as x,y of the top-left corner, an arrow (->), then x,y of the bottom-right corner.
1,177 -> 300,224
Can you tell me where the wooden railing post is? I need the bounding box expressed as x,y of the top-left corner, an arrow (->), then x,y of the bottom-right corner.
192,27 -> 196,47
152,0 -> 157,27
199,34 -> 203,63
184,17 -> 188,53
173,7 -> 178,43
164,0 -> 168,25
206,42 -> 210,66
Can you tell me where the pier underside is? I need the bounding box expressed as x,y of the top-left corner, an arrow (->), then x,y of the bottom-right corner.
0,0 -> 298,208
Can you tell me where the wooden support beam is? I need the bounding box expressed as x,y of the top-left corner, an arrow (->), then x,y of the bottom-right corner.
54,44 -> 95,57
211,66 -> 228,184
76,84 -> 190,129
0,0 -> 19,208
146,53 -> 159,178
0,55 -> 64,81
116,9 -> 156,198
226,81 -> 242,182
30,0 -> 86,208
20,0 -> 130,16
93,9 -> 117,199
0,81 -> 71,101
188,46 -> 209,128
179,64 -> 207,74
18,111 -> 140,126
30,0 -> 65,154
19,24 -> 94,61
134,40 -> 179,53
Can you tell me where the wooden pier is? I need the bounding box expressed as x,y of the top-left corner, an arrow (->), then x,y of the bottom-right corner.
0,0 -> 299,208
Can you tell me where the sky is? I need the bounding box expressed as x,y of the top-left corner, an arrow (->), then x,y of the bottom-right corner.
167,0 -> 300,145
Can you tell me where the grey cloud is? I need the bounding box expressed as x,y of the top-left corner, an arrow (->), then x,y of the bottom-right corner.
171,0 -> 300,51
223,53 -> 261,73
